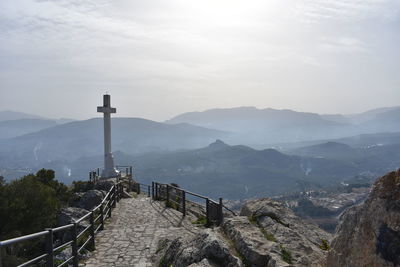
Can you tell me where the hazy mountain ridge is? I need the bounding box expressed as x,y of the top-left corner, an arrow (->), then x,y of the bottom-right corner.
166,106 -> 400,144
0,117 -> 227,167
0,119 -> 58,139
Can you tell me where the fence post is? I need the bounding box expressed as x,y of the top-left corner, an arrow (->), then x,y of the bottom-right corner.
112,186 -> 116,208
182,191 -> 186,217
108,196 -> 112,218
148,185 -> 150,197
45,228 -> 54,267
71,223 -> 79,267
100,204 -> 104,230
116,184 -> 120,203
166,185 -> 170,207
219,198 -> 223,225
89,212 -> 95,249
206,198 -> 210,227
152,182 -> 154,199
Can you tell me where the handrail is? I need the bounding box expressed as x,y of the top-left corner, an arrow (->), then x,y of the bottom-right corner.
0,181 -> 124,267
0,230 -> 48,246
152,181 -> 224,226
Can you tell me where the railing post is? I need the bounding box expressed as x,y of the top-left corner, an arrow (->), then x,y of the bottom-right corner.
219,198 -> 223,225
166,185 -> 170,207
148,185 -> 150,197
89,212 -> 95,250
71,223 -> 79,267
206,198 -> 210,227
108,196 -> 112,218
112,186 -> 116,208
116,184 -> 120,203
182,190 -> 186,217
152,182 -> 154,199
100,204 -> 104,230
45,228 -> 54,267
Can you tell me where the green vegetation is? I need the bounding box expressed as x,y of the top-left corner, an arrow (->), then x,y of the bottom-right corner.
166,200 -> 179,210
280,245 -> 293,264
191,216 -> 207,225
0,169 -> 82,264
319,239 -> 331,251
260,228 -> 276,242
248,214 -> 277,242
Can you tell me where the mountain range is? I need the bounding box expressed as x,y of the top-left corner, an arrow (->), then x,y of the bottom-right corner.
1,106 -> 400,200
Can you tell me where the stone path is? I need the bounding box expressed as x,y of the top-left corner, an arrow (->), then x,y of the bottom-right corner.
83,195 -> 200,267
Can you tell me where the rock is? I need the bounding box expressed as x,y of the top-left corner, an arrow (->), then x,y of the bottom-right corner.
57,207 -> 90,242
94,179 -> 116,191
228,198 -> 331,267
57,207 -> 89,226
327,170 -> 400,267
78,190 -> 104,211
188,258 -> 219,267
158,229 -> 243,267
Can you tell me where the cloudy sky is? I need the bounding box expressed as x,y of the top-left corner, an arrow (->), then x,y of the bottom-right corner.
0,0 -> 399,121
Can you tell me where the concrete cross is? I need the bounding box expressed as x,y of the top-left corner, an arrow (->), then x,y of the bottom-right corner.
97,94 -> 119,178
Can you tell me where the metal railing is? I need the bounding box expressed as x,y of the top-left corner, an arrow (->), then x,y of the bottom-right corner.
89,166 -> 133,183
131,182 -> 151,197
0,182 -> 124,267
152,182 -> 224,226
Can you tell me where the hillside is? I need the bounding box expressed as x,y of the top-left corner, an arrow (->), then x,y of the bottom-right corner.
0,110 -> 45,121
0,118 -> 227,168
58,140 -> 361,199
0,119 -> 57,139
166,107 -> 354,144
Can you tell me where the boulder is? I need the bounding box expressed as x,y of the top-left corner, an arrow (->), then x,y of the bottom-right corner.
327,170 -> 400,267
228,198 -> 331,267
57,207 -> 89,226
78,190 -> 104,211
158,229 -> 243,267
94,179 -> 116,191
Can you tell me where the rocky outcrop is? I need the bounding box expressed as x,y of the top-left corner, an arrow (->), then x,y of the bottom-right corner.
327,170 -> 400,267
222,198 -> 331,267
71,189 -> 105,211
57,207 -> 89,226
157,229 -> 243,267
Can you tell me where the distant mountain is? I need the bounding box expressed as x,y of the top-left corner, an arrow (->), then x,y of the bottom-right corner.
66,140 -> 362,199
289,142 -> 360,160
0,119 -> 57,139
0,117 -> 227,167
347,106 -> 400,124
166,107 -> 355,144
0,110 -> 45,121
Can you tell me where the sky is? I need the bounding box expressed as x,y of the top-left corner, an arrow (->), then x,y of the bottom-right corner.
0,0 -> 399,121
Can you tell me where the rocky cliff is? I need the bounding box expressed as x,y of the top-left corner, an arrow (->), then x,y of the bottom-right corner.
157,198 -> 331,267
327,170 -> 400,267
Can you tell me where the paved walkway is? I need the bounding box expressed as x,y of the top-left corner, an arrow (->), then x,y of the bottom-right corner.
83,195 -> 200,267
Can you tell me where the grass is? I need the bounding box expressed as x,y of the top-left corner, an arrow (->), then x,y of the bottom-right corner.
191,216 -> 207,225
319,239 -> 331,251
280,245 -> 293,264
260,228 -> 276,242
248,215 -> 277,242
